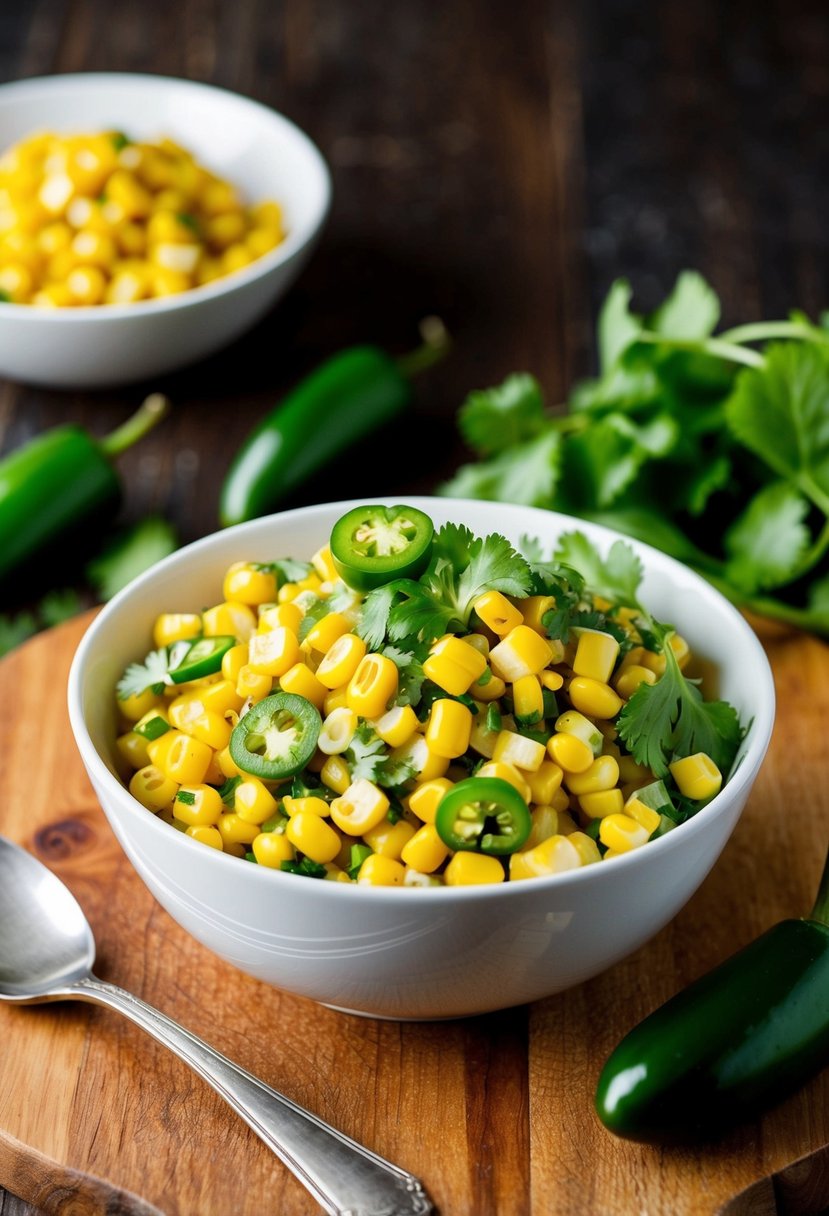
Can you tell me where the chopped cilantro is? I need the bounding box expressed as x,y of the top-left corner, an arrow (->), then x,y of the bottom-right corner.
280,857 -> 327,879
347,843 -> 373,879
176,790 -> 196,806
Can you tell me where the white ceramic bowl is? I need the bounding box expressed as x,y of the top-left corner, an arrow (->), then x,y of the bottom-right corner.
0,73 -> 331,387
67,498 -> 775,1020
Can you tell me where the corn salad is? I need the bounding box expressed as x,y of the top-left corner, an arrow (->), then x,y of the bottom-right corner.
114,526 -> 731,888
0,130 -> 284,305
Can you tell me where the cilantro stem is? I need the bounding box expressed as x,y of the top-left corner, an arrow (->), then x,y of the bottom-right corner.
99,393 -> 170,459
718,320 -> 829,349
395,316 -> 451,378
810,844 -> 829,928
637,331 -> 765,369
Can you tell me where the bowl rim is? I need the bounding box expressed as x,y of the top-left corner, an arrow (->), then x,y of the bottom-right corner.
0,71 -> 332,320
67,496 -> 776,903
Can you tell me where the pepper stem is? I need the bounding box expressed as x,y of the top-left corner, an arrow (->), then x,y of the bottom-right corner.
99,393 -> 170,460
810,844 -> 829,927
395,316 -> 451,379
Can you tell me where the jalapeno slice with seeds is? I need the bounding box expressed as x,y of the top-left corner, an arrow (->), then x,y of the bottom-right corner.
435,776 -> 531,855
229,692 -> 321,781
329,504 -> 434,591
168,635 -> 236,684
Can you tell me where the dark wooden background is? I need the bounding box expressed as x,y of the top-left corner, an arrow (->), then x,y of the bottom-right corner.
0,1 -> 828,1211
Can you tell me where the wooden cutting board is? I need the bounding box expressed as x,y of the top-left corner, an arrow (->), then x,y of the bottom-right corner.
1,612 -> 828,1216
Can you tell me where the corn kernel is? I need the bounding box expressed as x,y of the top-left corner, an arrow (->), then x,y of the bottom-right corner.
489,626 -> 554,681
116,730 -> 149,769
259,602 -> 303,634
512,674 -> 544,725
252,832 -> 295,867
520,595 -> 556,634
445,852 -> 505,886
158,732 -> 213,784
172,784 -> 223,827
425,699 -> 473,759
330,778 -> 389,834
222,561 -> 277,605
356,855 -> 406,886
202,601 -> 257,642
129,764 -> 177,811
316,633 -> 367,689
578,788 -> 625,819
318,706 -> 358,755
286,812 -> 341,863
525,760 -> 564,805
600,813 -> 650,852
547,732 -> 594,774
623,796 -> 661,835
347,653 -> 399,719
236,665 -> 273,702
248,627 -> 300,678
565,755 -> 620,795
492,729 -> 546,773
614,665 -> 657,700
304,612 -> 351,654
235,777 -> 279,825
573,629 -> 620,683
279,662 -> 327,709
473,591 -> 523,636
669,752 -> 723,801
509,834 -> 581,880
476,761 -> 532,804
217,813 -> 259,846
152,612 -> 201,648
363,818 -> 416,860
407,778 -> 453,824
320,754 -> 351,796
554,710 -> 604,756
374,704 -> 419,749
282,795 -> 330,818
389,734 -> 450,781
423,635 -> 487,696
568,831 -> 602,865
400,823 -> 450,872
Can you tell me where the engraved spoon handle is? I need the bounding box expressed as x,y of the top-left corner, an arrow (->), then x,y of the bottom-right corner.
70,974 -> 432,1216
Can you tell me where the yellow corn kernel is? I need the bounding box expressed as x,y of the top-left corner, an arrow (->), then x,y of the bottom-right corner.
203,749 -> 225,787
185,825 -> 223,850
202,601 -> 257,642
183,709 -> 232,751
472,669 -> 506,702
669,752 -> 723,801
259,602 -> 303,634
554,709 -> 604,755
0,262 -> 33,301
65,265 -> 107,304
489,625 -> 554,682
221,643 -> 248,683
547,732 -> 593,774
468,715 -> 500,759
408,778 -> 453,824
568,677 -> 623,721
551,785 -> 571,813
464,633 -> 490,657
316,634 -> 367,689
573,629 -> 620,684
129,764 -> 178,811
318,706 -> 358,755
247,226 -> 282,259
277,582 -> 299,603
473,591 -> 524,636
614,665 -> 657,700
222,561 -> 278,605
216,813 -> 259,846
347,653 -> 399,720
217,746 -> 241,778
445,852 -> 505,886
523,804 -> 575,849
309,545 -> 338,583
71,228 -> 116,268
512,674 -> 544,725
116,730 -> 149,770
252,832 -> 295,867
565,755 -> 620,795
251,200 -> 283,228
158,732 -> 213,784
640,634 -> 691,676
296,572 -> 323,594
476,761 -> 532,805
304,612 -> 351,654
400,823 -> 450,872
279,662 -> 327,710
599,812 -> 650,852
540,670 -> 564,693
492,729 -> 546,773
248,627 -> 301,678
617,755 -> 654,786
423,635 -> 487,696
363,818 -> 416,860
106,169 -> 153,217
579,788 -> 625,819
282,796 -> 330,819
198,679 -> 244,715
236,665 -> 273,702
425,699 -> 473,759
374,704 -> 419,749
322,686 -> 349,715
356,855 -> 406,886
152,612 -> 201,648
167,693 -> 205,733
285,812 -> 341,863
568,831 -> 602,865
235,777 -> 279,825
222,243 -> 254,274
172,784 -> 223,827
521,595 -> 556,634
510,833 -> 582,880
403,869 -> 443,887
623,796 -> 661,835
330,778 -> 389,835
320,754 -> 351,796
525,760 -> 564,806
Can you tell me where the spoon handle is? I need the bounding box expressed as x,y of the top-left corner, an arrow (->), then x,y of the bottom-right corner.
69,974 -> 433,1216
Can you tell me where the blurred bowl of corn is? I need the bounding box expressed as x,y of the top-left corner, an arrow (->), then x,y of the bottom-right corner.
0,73 -> 331,387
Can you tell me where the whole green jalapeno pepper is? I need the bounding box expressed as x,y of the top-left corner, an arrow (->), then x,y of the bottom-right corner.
0,393 -> 168,585
218,319 -> 449,528
595,844 -> 829,1143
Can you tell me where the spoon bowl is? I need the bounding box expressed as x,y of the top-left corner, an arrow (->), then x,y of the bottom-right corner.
0,835 -> 432,1215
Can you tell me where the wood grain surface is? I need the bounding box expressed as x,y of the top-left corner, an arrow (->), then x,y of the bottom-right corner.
0,612 -> 827,1216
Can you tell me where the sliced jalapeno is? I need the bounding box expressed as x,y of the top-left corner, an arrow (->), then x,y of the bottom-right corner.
329,503 -> 434,591
229,692 -> 321,781
168,635 -> 236,685
435,776 -> 531,855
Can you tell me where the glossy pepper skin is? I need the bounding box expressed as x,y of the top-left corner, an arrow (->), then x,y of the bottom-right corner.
219,321 -> 449,528
595,852 -> 829,1143
0,394 -> 168,584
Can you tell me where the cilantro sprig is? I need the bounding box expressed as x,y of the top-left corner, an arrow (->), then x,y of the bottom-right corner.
440,271 -> 829,637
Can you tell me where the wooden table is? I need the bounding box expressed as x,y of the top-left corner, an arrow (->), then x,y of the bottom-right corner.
1,3 -> 829,1213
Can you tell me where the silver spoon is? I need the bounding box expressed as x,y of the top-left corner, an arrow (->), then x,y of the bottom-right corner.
0,835 -> 433,1216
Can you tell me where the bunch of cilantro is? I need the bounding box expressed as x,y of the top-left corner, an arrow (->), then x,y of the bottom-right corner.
441,272 -> 829,636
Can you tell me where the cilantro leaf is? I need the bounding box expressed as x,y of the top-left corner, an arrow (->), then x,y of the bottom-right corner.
456,531 -> 533,605
648,271 -> 720,340
0,611 -> 37,658
617,629 -> 743,777
39,589 -> 83,628
458,373 -> 547,455
357,584 -> 398,650
440,429 -> 562,507
257,557 -> 313,583
724,481 -> 811,592
598,279 -> 642,371
87,517 -> 178,601
345,722 -> 416,788
382,645 -> 425,707
725,342 -> 829,514
117,647 -> 171,699
553,532 -> 644,608
560,413 -> 678,508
